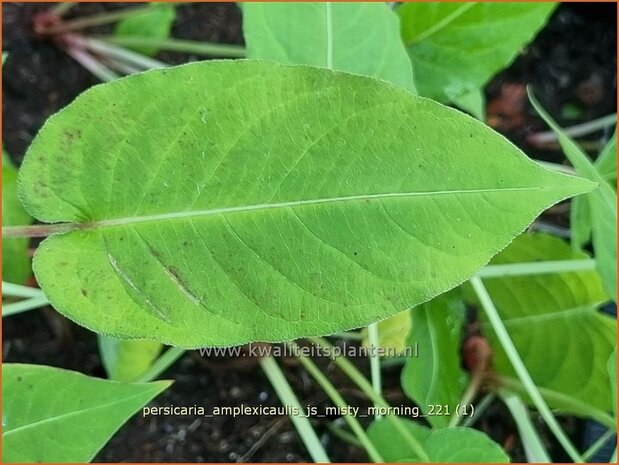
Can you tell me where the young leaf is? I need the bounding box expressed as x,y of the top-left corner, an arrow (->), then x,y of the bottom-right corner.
242,2 -> 416,92
424,427 -> 509,463
19,61 -> 593,347
368,419 -> 508,463
401,292 -> 468,428
2,363 -> 170,463
360,309 -> 411,354
114,3 -> 176,56
2,151 -> 33,284
466,233 -> 615,413
530,93 -> 617,300
98,335 -> 162,382
367,417 -> 431,462
399,3 -> 556,103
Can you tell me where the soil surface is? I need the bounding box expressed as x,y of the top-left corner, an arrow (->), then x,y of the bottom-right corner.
2,3 -> 616,462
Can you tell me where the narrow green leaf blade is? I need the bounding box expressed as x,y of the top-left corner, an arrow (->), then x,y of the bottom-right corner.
467,233 -> 615,413
114,3 -> 176,56
401,292 -> 468,428
425,427 -> 509,463
530,93 -> 617,300
2,364 -> 170,463
20,61 -> 594,347
400,3 -> 556,102
243,2 -> 416,92
2,151 -> 33,284
98,335 -> 162,382
595,129 -> 617,183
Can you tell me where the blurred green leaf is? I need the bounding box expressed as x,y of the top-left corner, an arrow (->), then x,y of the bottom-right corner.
466,232 -> 615,413
401,292 -> 468,428
367,417 -> 430,462
368,419 -> 508,462
399,3 -> 555,103
98,335 -> 162,382
2,151 -> 33,284
243,2 -> 416,92
114,3 -> 176,56
361,310 -> 411,355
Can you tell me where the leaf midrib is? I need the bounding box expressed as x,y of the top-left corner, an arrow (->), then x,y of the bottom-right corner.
3,388 -> 161,437
78,186 -> 542,231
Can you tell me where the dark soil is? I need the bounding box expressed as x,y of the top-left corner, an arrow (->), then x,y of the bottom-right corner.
2,2 -> 616,463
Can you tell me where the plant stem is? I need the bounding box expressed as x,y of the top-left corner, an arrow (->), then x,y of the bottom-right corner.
2,295 -> 50,317
288,342 -> 383,463
498,376 -> 616,431
470,276 -> 584,462
500,391 -> 551,463
136,347 -> 185,383
2,282 -> 46,299
582,429 -> 616,461
43,4 -> 186,34
49,2 -> 77,17
332,330 -> 363,340
64,46 -> 120,82
462,393 -> 495,427
367,322 -> 383,421
2,223 -> 80,238
449,369 -> 485,427
528,113 -> 617,146
259,356 -> 331,463
75,36 -> 167,70
308,337 -> 430,462
477,259 -> 595,278
326,421 -> 363,448
96,36 -> 246,58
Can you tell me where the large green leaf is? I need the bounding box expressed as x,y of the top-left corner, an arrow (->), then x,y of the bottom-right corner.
401,292 -> 468,428
242,2 -> 416,92
399,3 -> 555,102
19,61 -> 593,347
2,364 -> 170,463
114,3 -> 176,56
98,335 -> 162,382
467,233 -> 615,413
2,152 -> 33,284
368,419 -> 508,463
531,94 -> 617,300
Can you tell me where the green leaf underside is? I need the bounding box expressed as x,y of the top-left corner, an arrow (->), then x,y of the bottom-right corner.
399,3 -> 556,102
2,364 -> 170,463
20,61 -> 593,347
402,291 -> 467,428
368,419 -> 508,463
3,152 -> 33,284
242,2 -> 416,92
467,233 -> 615,412
114,3 -> 176,56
